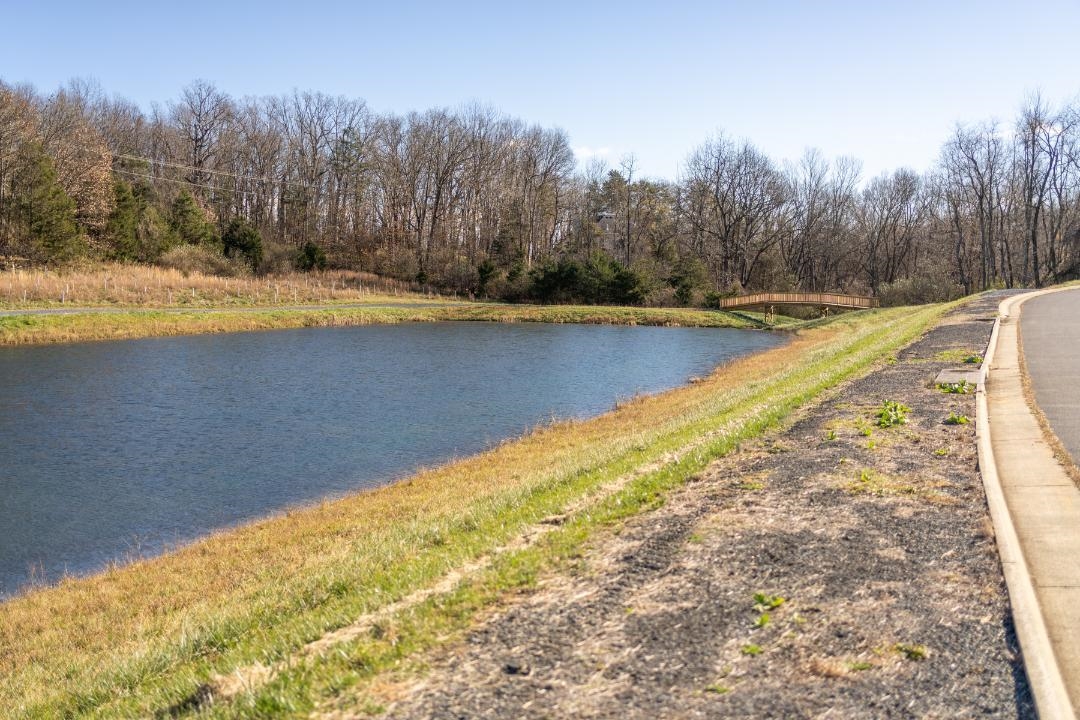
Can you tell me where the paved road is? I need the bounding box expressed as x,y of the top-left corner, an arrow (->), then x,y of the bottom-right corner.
987,288 -> 1080,716
1021,288 -> 1080,466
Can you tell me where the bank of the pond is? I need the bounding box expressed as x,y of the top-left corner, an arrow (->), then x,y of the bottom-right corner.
0,302 -> 765,346
382,292 -> 1031,720
1,322 -> 779,597
0,304 -> 946,718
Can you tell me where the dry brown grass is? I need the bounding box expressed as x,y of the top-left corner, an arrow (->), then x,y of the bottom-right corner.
0,304 -> 947,717
840,467 -> 957,505
0,302 -> 753,347
0,330 -> 823,705
0,263 -> 425,308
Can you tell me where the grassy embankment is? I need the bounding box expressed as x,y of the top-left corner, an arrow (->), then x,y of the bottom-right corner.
0,303 -> 765,346
0,264 -> 421,308
0,301 -> 951,718
0,264 -> 769,345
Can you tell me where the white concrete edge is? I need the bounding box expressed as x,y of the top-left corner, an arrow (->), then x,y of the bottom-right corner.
977,289 -> 1075,720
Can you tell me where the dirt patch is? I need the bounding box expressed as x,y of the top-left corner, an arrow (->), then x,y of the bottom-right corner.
348,295 -> 1033,719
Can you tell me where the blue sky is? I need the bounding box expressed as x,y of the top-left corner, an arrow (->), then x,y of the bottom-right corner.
3,0 -> 1079,181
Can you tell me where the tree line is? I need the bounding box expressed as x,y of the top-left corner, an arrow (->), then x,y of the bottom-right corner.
2,78 -> 1079,305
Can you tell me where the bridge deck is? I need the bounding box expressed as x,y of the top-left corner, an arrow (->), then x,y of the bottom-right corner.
717,292 -> 878,310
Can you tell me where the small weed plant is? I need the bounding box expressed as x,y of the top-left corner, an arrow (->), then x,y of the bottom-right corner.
963,354 -> 983,364
944,412 -> 970,426
938,380 -> 974,394
753,593 -> 786,612
741,644 -> 763,656
895,643 -> 928,661
875,399 -> 910,428
751,592 -> 785,629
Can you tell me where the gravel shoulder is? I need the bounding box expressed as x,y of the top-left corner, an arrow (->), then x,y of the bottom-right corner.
344,295 -> 1033,719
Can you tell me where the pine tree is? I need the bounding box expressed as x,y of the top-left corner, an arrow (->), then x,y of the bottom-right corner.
106,178 -> 175,261
136,204 -> 176,261
9,142 -> 83,263
296,241 -> 327,272
170,190 -> 217,246
105,178 -> 139,260
222,216 -> 263,269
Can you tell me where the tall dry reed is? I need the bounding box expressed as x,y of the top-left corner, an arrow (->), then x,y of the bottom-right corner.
0,263 -> 426,307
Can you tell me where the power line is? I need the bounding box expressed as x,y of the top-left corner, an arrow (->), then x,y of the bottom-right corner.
111,168 -> 276,199
111,152 -> 320,191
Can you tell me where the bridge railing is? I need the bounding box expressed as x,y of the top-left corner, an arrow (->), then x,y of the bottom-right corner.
716,292 -> 879,310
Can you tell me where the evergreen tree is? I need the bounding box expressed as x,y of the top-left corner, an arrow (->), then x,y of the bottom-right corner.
135,204 -> 176,261
222,216 -> 263,269
295,241 -> 327,271
670,257 -> 708,306
9,143 -> 83,263
475,258 -> 497,296
169,190 -> 217,246
105,178 -> 140,260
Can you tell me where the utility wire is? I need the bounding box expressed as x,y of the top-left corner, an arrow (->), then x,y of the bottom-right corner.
111,152 -> 321,191
111,168 -> 278,199
76,144 -> 324,192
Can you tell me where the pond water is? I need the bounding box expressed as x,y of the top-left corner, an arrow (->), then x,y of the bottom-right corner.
0,321 -> 783,598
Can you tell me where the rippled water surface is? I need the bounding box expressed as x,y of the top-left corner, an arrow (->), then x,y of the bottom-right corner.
0,321 -> 783,597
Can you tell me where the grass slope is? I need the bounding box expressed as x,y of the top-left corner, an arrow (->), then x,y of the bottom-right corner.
0,303 -> 950,717
0,303 -> 761,346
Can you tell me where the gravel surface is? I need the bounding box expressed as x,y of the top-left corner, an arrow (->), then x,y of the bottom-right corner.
377,294 -> 1033,719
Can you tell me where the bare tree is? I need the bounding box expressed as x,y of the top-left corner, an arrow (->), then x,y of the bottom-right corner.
36,84 -> 113,241
939,122 -> 1010,290
680,134 -> 786,291
170,80 -> 233,190
856,169 -> 925,292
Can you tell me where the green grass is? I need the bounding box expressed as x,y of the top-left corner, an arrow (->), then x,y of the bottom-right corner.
0,302 -> 952,718
0,302 -> 762,346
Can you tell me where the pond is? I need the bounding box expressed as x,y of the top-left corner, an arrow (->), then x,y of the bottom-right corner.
0,321 -> 783,597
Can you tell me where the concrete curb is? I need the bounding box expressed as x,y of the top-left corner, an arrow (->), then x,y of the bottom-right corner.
978,289 -> 1076,720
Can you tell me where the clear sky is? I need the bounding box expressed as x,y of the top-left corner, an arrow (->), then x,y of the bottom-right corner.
3,0 -> 1079,182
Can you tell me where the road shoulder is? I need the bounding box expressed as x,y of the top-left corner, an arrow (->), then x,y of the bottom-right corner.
984,289 -> 1080,718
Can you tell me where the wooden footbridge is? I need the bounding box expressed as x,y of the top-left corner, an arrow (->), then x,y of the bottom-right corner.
717,292 -> 878,311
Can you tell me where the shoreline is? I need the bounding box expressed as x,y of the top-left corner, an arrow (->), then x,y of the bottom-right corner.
0,301 -> 769,346
0,321 -> 782,600
1,303 -> 947,717
380,291 -> 1031,719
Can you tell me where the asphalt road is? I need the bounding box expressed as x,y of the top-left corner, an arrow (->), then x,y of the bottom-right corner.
1020,287 -> 1080,467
